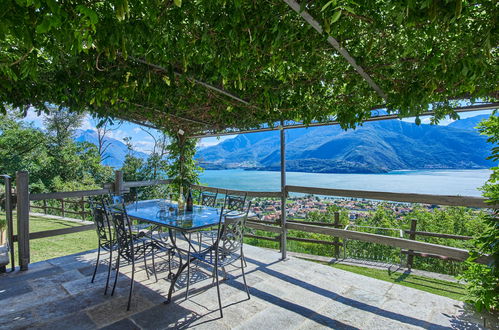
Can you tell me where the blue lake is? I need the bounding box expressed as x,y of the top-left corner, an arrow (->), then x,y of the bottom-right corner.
199,169 -> 491,197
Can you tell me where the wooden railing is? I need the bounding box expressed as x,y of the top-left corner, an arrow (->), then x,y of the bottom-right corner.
4,170 -> 493,271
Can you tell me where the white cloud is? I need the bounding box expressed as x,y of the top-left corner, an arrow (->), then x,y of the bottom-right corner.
134,141 -> 156,154
197,140 -> 221,148
80,115 -> 95,131
108,129 -> 132,142
401,110 -> 494,126
198,135 -> 236,148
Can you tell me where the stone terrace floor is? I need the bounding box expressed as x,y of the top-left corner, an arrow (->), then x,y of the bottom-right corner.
1,244 -> 497,330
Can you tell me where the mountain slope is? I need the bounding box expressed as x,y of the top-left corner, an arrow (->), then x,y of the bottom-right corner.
74,129 -> 148,168
196,116 -> 495,173
447,114 -> 492,130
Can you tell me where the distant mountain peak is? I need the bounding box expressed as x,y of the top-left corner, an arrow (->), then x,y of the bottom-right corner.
74,130 -> 148,168
196,114 -> 495,173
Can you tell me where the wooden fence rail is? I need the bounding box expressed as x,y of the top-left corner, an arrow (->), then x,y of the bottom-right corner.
285,222 -> 491,265
30,196 -> 90,220
191,184 -> 282,198
285,185 -> 492,208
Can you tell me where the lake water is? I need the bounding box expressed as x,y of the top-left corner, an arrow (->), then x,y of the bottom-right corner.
199,169 -> 492,197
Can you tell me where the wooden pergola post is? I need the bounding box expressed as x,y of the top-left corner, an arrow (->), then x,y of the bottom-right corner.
16,171 -> 30,271
280,122 -> 287,260
114,170 -> 124,195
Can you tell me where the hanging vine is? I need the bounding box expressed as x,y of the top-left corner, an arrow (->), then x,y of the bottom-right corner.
0,0 -> 497,135
166,129 -> 202,195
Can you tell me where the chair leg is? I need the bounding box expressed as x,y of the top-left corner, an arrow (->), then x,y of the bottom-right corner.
241,256 -> 250,300
111,253 -> 121,296
185,234 -> 192,300
143,242 -> 150,280
168,249 -> 173,278
91,245 -> 101,283
241,249 -> 248,268
151,248 -> 158,283
127,259 -> 135,311
214,258 -> 223,318
104,247 -> 113,295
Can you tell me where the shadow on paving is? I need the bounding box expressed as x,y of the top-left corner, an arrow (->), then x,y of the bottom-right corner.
239,256 -> 486,330
1,247 -> 494,329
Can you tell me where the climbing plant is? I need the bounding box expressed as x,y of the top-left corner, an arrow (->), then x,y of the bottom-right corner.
459,113 -> 499,312
0,0 -> 497,135
166,130 -> 201,195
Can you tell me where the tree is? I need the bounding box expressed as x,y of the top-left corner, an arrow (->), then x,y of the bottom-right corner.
95,118 -> 121,161
0,114 -> 48,192
140,127 -> 169,179
1,109 -> 113,192
43,108 -> 85,147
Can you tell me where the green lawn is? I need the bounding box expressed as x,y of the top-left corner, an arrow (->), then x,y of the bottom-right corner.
312,260 -> 467,301
1,212 -> 97,263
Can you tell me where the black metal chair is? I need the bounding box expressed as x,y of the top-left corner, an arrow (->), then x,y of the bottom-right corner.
224,193 -> 247,212
198,192 -> 246,245
108,194 -> 156,237
188,201 -> 252,318
197,191 -> 219,249
109,204 -> 169,311
199,191 -> 218,207
88,196 -> 115,295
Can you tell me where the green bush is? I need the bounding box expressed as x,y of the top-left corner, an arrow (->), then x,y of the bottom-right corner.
459,114 -> 499,312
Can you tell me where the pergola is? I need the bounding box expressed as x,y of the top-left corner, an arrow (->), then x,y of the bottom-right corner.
2,0 -> 498,260
2,1 -> 497,134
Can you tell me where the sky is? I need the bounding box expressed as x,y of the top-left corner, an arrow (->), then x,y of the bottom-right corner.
21,108 -> 494,154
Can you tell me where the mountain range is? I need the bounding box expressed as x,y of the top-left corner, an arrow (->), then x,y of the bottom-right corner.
74,129 -> 149,168
195,114 -> 495,174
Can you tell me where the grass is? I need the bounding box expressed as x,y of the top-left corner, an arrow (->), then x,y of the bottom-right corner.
1,212 -> 97,263
312,260 -> 467,301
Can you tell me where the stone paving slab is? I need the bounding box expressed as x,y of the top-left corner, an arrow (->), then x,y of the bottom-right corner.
0,244 -> 497,329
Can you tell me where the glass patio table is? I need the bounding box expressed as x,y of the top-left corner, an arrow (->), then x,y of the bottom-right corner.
125,199 -> 222,233
124,199 -> 223,304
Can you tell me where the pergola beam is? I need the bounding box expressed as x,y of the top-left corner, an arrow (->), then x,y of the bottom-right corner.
125,55 -> 251,106
283,0 -> 388,101
190,102 -> 499,138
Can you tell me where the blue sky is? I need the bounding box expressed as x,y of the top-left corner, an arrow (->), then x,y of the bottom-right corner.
22,108 -> 494,154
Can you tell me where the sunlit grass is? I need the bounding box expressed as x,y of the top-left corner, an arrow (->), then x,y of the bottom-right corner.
313,260 -> 467,301
1,212 -> 97,263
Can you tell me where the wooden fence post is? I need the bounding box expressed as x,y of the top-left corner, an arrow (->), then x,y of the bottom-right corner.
406,219 -> 418,269
333,212 -> 340,258
114,170 -> 124,195
43,199 -> 47,214
16,171 -> 30,271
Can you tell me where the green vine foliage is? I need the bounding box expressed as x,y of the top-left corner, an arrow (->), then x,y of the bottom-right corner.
459,113 -> 499,312
166,132 -> 202,196
0,0 -> 497,135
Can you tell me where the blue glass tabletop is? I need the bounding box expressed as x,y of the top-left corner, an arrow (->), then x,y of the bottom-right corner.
125,199 -> 221,232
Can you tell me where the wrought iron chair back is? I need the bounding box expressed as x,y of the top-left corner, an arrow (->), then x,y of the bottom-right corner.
219,201 -> 252,256
224,193 -> 247,212
109,206 -> 137,262
88,197 -> 113,249
199,191 -> 218,207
